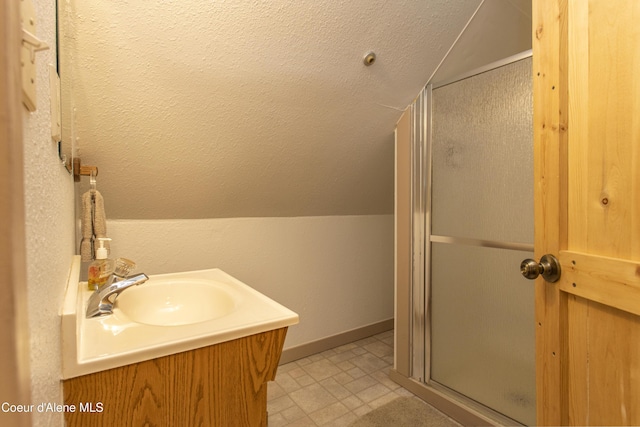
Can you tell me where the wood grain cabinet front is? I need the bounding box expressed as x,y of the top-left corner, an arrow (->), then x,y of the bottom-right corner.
63,327 -> 287,427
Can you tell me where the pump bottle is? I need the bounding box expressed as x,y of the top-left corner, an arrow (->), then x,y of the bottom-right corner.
88,238 -> 114,291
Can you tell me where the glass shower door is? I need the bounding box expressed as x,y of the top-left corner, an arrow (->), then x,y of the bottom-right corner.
429,57 -> 535,426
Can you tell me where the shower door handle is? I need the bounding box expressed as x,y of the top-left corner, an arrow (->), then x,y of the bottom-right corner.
520,254 -> 561,283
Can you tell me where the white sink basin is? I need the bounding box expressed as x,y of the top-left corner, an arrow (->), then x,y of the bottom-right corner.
115,278 -> 236,326
61,257 -> 299,379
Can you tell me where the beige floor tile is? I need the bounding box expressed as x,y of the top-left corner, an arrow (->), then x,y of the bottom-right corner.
301,358 -> 342,382
296,357 -> 313,366
280,404 -> 307,423
336,360 -> 356,372
367,392 -> 399,409
363,340 -> 393,358
349,353 -> 388,373
343,375 -> 378,394
294,374 -> 316,387
278,361 -> 301,373
268,381 -> 287,401
353,403 -> 373,417
288,366 -> 307,379
332,371 -> 354,385
327,349 -> 357,364
345,366 -> 367,379
370,368 -> 400,390
356,383 -> 392,404
309,402 -> 349,425
268,330 -> 457,426
341,394 -> 364,411
267,395 -> 296,414
318,377 -> 352,400
323,411 -> 359,427
289,383 -> 338,413
267,412 -> 288,427
308,353 -> 325,362
284,416 -> 317,427
275,371 -> 303,394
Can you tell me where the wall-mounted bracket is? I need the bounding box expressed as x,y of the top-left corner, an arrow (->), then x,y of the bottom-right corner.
73,158 -> 99,183
21,0 -> 50,112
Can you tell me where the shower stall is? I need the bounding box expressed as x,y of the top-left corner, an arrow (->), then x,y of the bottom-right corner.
393,51 -> 535,426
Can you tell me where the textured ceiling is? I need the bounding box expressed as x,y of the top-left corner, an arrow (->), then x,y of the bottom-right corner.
61,0 -> 531,219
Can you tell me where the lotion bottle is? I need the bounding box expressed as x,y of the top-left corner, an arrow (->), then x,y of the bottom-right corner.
88,237 -> 114,291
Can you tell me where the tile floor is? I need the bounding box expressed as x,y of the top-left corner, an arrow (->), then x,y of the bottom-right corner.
267,330 -> 446,426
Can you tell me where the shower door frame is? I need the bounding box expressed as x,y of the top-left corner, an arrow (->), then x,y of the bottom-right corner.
392,50 -> 534,427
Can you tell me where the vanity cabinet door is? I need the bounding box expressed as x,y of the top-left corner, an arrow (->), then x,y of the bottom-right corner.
63,328 -> 287,426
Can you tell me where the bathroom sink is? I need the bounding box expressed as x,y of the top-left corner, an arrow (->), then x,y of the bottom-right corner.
114,278 -> 237,326
61,260 -> 299,379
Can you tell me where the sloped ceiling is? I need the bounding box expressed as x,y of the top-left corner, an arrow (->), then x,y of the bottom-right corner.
431,0 -> 532,84
62,0 -> 531,219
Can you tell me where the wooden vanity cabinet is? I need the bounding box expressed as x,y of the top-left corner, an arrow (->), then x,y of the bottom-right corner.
63,327 -> 287,427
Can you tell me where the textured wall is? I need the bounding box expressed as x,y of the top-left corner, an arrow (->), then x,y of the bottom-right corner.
22,0 -> 76,426
106,215 -> 394,348
63,0 -> 484,219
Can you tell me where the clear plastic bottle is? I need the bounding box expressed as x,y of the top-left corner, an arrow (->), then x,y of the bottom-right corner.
87,238 -> 114,291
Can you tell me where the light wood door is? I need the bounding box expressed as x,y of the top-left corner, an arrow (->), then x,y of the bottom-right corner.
533,0 -> 640,425
1,2 -> 32,426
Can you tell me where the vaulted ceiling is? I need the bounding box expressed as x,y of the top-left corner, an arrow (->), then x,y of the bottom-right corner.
61,0 -> 531,219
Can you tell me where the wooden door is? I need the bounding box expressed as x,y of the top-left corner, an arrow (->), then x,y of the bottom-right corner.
533,0 -> 640,425
0,2 -> 32,426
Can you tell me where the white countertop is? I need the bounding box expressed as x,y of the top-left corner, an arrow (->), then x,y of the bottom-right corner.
61,256 -> 299,379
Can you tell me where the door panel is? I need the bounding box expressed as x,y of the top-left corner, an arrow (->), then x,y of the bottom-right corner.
430,56 -> 535,425
534,0 -> 640,424
431,243 -> 535,425
566,296 -> 640,425
430,57 -> 534,245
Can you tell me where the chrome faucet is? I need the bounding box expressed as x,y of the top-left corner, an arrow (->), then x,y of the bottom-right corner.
86,258 -> 149,318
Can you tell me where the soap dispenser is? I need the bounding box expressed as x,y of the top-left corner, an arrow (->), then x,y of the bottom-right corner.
88,237 -> 114,291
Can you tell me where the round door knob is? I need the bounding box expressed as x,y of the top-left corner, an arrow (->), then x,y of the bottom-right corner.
520,259 -> 542,279
520,254 -> 561,283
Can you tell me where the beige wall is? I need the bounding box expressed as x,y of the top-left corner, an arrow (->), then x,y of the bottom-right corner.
106,215 -> 395,349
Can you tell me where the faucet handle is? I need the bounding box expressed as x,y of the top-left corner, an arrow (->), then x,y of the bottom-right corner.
114,258 -> 136,278
86,272 -> 149,318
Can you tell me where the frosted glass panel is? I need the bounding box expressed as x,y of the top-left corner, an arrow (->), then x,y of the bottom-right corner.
428,57 -> 535,425
431,243 -> 535,426
431,58 -> 533,244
